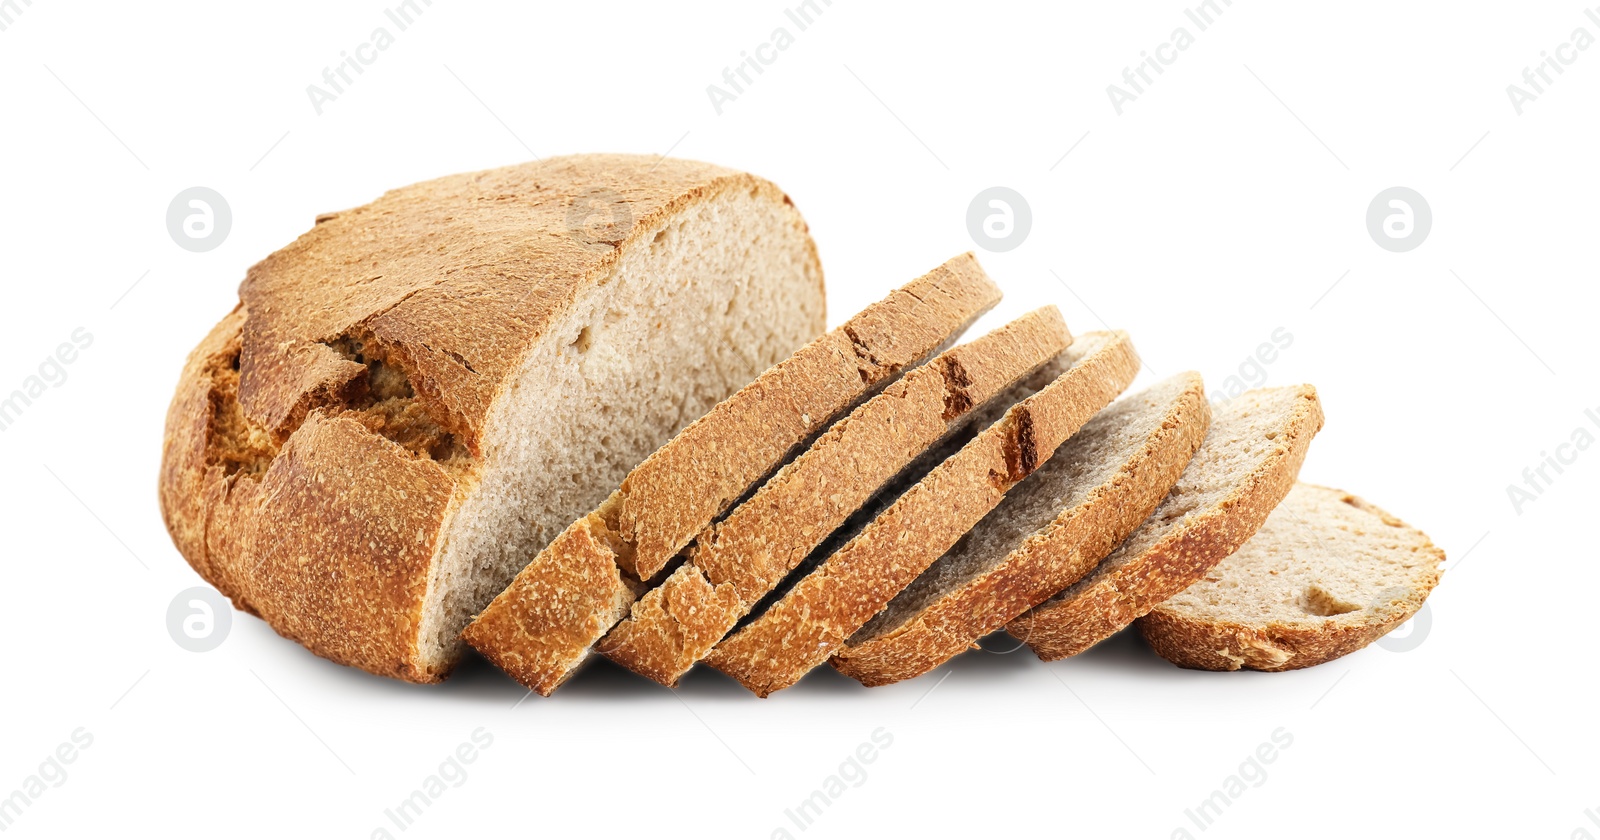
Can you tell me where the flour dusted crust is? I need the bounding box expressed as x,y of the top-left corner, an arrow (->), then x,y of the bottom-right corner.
159,154 -> 825,682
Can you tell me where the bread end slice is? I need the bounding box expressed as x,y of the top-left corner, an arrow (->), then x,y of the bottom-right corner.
1010,385 -> 1325,661
1136,483 -> 1444,671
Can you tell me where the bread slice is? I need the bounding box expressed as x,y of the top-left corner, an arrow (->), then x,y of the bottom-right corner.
159,155 -> 829,682
706,332 -> 1143,696
460,257 -> 1001,695
1008,385 -> 1325,661
831,372 -> 1211,687
597,307 -> 1073,686
1136,483 -> 1444,671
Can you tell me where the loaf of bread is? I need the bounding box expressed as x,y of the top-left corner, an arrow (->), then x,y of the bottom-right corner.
160,156 -> 1441,694
159,154 -> 827,682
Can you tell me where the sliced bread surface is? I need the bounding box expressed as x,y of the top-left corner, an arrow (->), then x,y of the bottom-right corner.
705,332 -> 1142,696
160,154 -> 827,682
461,257 -> 1000,695
832,371 -> 1210,687
616,253 -> 1002,580
1008,385 -> 1325,661
597,307 -> 1074,687
1136,483 -> 1444,671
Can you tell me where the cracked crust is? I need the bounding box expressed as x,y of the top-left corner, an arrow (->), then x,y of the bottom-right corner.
159,154 -> 826,682
597,307 -> 1073,687
1008,385 -> 1325,661
461,256 -> 1000,695
1136,483 -> 1444,671
706,332 -> 1142,696
829,371 -> 1211,688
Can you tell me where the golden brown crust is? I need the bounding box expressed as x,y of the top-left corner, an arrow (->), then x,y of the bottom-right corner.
707,333 -> 1143,696
597,308 -> 1073,687
600,563 -> 745,685
458,513 -> 640,694
233,155 -> 798,449
459,258 -> 1000,695
1008,386 -> 1325,661
830,371 -> 1210,688
1135,485 -> 1444,671
159,306 -> 250,604
243,413 -> 457,681
159,154 -> 823,683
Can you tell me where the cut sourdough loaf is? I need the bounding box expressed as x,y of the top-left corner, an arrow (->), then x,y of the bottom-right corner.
706,332 -> 1142,696
1136,483 -> 1444,671
1008,385 -> 1325,661
460,256 -> 1001,695
831,371 -> 1211,688
159,154 -> 828,683
597,307 -> 1074,687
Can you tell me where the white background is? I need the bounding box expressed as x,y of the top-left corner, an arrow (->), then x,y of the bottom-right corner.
1,1 -> 1596,837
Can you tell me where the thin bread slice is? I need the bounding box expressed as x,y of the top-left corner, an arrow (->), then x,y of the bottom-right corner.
706,332 -> 1142,696
461,256 -> 1000,695
831,371 -> 1210,687
1136,483 -> 1444,671
1008,385 -> 1325,661
597,307 -> 1074,686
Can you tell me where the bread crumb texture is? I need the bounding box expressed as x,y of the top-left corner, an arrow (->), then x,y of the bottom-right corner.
1136,483 -> 1444,671
1008,385 -> 1324,661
